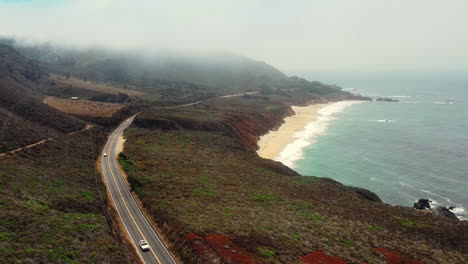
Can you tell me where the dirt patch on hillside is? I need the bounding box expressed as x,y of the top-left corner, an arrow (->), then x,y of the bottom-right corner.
50,74 -> 146,96
44,96 -> 125,117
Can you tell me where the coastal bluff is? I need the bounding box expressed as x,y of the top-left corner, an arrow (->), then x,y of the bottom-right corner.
122,94 -> 467,263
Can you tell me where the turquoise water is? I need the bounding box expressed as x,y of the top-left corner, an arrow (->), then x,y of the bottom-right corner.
294,75 -> 468,219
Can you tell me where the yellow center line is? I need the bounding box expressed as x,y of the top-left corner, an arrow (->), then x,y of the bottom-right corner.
105,130 -> 162,264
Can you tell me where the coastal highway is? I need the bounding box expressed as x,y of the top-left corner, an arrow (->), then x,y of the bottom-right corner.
101,116 -> 177,264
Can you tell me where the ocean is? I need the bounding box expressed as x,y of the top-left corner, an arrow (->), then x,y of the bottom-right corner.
280,73 -> 468,220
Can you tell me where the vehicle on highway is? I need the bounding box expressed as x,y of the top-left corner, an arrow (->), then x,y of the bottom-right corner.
103,153 -> 108,157
114,130 -> 117,133
139,240 -> 150,251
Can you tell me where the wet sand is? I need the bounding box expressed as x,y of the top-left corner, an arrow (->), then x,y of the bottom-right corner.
257,103 -> 331,160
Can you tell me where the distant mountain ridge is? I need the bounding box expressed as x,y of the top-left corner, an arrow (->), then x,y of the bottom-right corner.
0,38 -> 346,97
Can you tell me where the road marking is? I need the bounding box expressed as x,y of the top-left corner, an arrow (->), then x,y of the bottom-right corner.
106,140 -> 162,264
105,128 -> 162,264
114,119 -> 178,263
100,143 -> 145,263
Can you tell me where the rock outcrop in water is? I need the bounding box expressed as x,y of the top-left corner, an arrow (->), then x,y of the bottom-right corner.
431,206 -> 459,221
374,97 -> 400,102
414,198 -> 459,220
413,199 -> 431,210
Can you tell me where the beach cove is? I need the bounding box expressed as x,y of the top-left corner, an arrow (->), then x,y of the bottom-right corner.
257,101 -> 363,168
257,103 -> 329,160
259,80 -> 468,221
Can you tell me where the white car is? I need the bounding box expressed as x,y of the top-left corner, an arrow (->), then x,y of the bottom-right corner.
139,240 -> 150,252
103,153 -> 108,157
114,130 -> 117,133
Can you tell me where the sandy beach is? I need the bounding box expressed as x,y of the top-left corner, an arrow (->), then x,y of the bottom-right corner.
257,103 -> 331,160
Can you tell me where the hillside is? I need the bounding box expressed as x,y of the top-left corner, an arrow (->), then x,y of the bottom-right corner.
120,96 -> 468,264
0,127 -> 134,263
1,39 -> 350,104
0,44 -> 85,152
2,41 -> 464,264
0,44 -> 134,263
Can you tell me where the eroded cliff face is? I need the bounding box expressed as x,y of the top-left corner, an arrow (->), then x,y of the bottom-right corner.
220,106 -> 294,151
134,100 -> 295,152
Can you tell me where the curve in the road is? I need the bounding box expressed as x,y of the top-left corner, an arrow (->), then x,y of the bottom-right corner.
101,116 -> 178,264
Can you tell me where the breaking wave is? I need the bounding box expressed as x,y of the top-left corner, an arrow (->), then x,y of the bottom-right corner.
276,101 -> 364,168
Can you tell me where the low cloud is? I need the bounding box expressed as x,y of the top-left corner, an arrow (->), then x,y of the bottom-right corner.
1,0 -> 468,72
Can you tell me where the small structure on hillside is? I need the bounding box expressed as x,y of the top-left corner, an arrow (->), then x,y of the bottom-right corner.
71,97 -> 78,100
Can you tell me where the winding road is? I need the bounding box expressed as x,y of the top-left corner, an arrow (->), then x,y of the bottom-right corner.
101,115 -> 177,264
100,93 -> 258,263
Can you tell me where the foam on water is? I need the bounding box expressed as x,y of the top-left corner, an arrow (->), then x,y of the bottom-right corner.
430,199 -> 440,206
292,79 -> 468,221
418,190 -> 468,219
343,88 -> 361,91
275,101 -> 364,168
399,181 -> 413,187
375,119 -> 397,123
370,177 -> 384,182
398,101 -> 420,104
433,101 -> 455,104
421,189 -> 452,203
452,207 -> 466,215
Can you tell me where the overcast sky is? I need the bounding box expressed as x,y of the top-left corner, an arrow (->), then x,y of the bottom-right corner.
1,0 -> 468,73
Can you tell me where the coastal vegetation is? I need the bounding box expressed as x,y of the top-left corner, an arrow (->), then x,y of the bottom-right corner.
0,43 -> 134,263
0,128 -> 134,263
119,96 -> 468,263
0,44 -> 86,153
1,40 -> 466,264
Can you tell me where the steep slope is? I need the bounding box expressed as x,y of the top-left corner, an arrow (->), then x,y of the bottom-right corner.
0,44 -> 85,152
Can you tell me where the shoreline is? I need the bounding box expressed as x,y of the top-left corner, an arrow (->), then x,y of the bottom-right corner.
257,100 -> 468,221
257,103 -> 331,160
257,100 -> 363,168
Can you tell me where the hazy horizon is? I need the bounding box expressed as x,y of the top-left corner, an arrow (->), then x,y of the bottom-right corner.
2,0 -> 468,74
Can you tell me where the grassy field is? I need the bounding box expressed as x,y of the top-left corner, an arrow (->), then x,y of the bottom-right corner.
43,96 -> 126,117
50,74 -> 146,96
120,127 -> 467,264
0,128 -> 134,263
